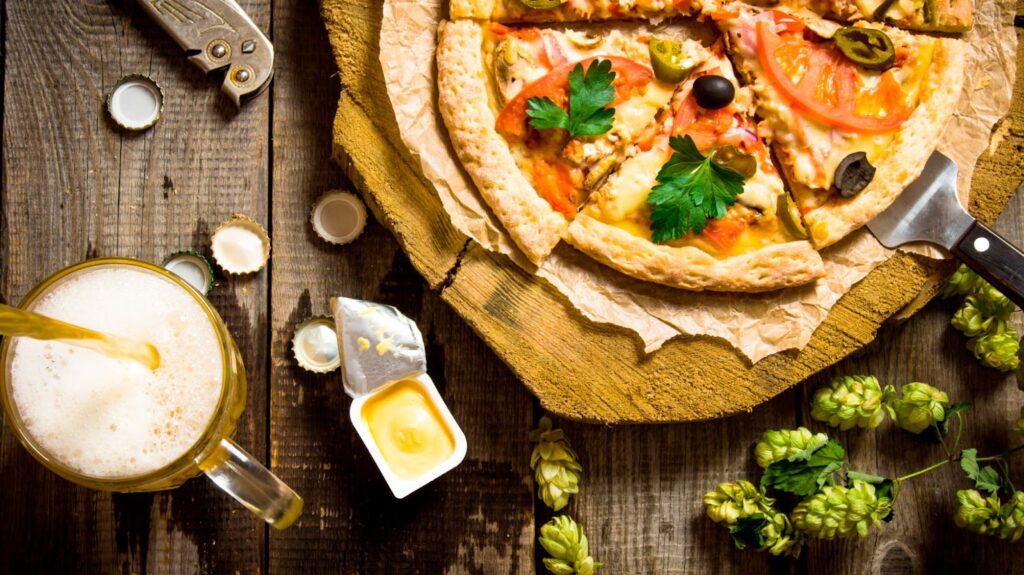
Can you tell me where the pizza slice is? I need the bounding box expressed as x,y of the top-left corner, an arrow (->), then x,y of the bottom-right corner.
438,20 -> 719,263
712,4 -> 965,248
567,46 -> 826,291
780,0 -> 973,33
450,0 -> 694,23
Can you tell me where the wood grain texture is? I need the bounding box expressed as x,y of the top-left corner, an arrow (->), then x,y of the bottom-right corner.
0,0 -> 271,572
269,2 -> 535,572
325,0 -> 1024,423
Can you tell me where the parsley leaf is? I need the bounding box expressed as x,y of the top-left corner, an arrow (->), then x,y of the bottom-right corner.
960,448 -> 1001,494
923,402 -> 972,443
526,60 -> 616,138
647,135 -> 746,244
761,439 -> 845,497
728,513 -> 768,550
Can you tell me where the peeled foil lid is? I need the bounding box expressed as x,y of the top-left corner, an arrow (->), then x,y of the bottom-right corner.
330,296 -> 427,398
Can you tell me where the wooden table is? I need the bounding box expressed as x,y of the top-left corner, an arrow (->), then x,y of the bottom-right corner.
2,1 -> 1024,573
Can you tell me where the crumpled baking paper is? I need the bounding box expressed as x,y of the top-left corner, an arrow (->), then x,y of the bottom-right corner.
379,0 -> 1016,362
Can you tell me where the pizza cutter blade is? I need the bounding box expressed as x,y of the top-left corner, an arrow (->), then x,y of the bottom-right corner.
866,151 -> 1024,308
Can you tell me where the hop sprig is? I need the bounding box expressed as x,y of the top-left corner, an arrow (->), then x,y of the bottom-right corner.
811,376 -> 890,430
791,479 -> 893,539
530,416 -> 583,511
966,320 -> 1020,372
885,382 -> 949,434
941,264 -> 983,298
754,428 -> 829,469
954,490 -> 1024,542
704,481 -> 803,557
539,516 -> 602,575
952,297 -> 998,337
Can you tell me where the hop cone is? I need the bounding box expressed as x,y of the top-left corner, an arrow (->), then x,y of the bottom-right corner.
951,297 -> 997,337
997,491 -> 1024,542
955,489 -> 1002,536
703,480 -> 771,524
539,515 -> 602,575
754,427 -> 829,468
791,480 -> 892,539
1016,406 -> 1024,433
886,382 -> 949,434
973,284 -> 1016,320
530,416 -> 583,511
967,321 -> 1020,372
810,376 -> 889,430
941,264 -> 983,298
759,511 -> 803,558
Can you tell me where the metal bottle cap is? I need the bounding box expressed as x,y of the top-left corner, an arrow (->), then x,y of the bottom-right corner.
292,316 -> 341,373
310,191 -> 367,246
161,250 -> 215,295
210,213 -> 271,275
107,74 -> 164,131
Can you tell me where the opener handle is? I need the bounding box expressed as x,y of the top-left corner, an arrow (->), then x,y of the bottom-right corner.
136,0 -> 273,105
952,221 -> 1024,309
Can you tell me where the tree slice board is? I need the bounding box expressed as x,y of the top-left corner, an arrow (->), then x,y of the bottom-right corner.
321,0 -> 1024,423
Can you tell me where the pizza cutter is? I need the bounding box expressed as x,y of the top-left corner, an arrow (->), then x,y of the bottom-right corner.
137,0 -> 274,106
867,151 -> 1024,308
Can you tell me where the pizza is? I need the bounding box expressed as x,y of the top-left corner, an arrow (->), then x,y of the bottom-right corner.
713,4 -> 965,247
438,20 -> 721,263
567,48 -> 826,291
435,0 -> 971,290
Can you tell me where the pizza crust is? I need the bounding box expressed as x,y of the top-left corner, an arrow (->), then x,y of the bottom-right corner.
567,213 -> 826,292
449,0 -> 689,22
803,37 -> 966,248
437,20 -> 567,264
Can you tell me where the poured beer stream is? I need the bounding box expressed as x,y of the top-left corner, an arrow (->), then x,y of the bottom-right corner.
0,303 -> 160,370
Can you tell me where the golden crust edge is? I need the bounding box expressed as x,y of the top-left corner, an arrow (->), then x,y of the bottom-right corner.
436,20 -> 567,264
804,37 -> 967,249
566,213 -> 827,292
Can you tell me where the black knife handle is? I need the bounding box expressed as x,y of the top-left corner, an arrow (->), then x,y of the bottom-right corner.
952,221 -> 1024,309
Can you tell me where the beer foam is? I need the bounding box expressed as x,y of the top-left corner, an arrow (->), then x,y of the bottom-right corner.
8,266 -> 224,479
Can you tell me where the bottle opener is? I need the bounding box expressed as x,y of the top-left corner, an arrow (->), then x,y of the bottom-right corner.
137,0 -> 274,106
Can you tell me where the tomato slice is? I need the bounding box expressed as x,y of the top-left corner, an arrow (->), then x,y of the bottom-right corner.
531,156 -> 578,217
700,213 -> 748,251
495,56 -> 654,141
755,21 -> 910,134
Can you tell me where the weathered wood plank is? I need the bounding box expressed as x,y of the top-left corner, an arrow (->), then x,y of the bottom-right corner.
268,2 -> 535,572
0,1 -> 271,572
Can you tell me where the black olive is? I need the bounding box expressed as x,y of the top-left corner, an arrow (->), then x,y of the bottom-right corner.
834,152 -> 876,198
692,75 -> 735,110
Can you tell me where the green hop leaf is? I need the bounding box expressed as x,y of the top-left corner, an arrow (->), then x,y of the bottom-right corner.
885,382 -> 949,434
703,480 -> 773,524
530,416 -> 583,511
760,439 -> 845,497
539,515 -> 602,575
791,479 -> 893,539
967,320 -> 1020,372
810,375 -> 889,430
727,511 -> 803,557
941,264 -> 983,298
754,427 -> 829,469
960,448 -> 1002,494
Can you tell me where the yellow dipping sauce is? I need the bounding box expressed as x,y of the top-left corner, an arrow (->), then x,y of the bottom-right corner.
362,379 -> 455,480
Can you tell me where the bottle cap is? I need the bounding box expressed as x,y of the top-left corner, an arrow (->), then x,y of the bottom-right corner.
107,74 -> 164,131
310,191 -> 367,245
292,316 -> 341,373
161,250 -> 215,295
210,213 -> 271,275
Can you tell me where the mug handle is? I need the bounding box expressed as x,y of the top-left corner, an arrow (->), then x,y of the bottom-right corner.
200,438 -> 303,529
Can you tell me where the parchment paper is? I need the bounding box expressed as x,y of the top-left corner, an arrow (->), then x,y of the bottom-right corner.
380,0 -> 1016,362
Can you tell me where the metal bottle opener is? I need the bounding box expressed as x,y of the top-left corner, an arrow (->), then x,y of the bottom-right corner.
137,0 -> 274,106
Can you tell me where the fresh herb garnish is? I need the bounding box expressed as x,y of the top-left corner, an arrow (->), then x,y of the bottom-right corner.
646,135 -> 746,244
526,59 -> 616,138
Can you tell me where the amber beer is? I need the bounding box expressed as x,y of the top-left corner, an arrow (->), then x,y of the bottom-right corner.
0,259 -> 302,527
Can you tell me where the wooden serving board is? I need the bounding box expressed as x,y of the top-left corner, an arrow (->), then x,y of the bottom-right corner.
322,0 -> 1024,423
